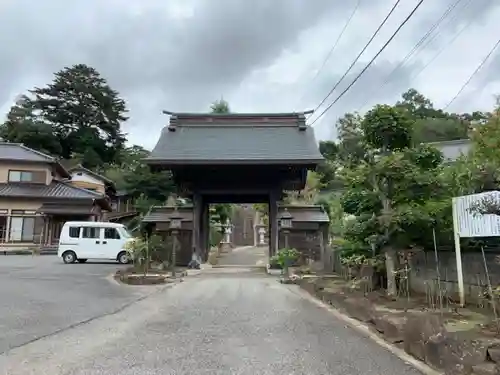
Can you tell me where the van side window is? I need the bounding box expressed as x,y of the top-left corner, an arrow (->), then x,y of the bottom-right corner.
69,227 -> 81,238
82,227 -> 100,239
104,228 -> 121,240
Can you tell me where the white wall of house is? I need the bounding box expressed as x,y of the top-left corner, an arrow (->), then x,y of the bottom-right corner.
70,172 -> 105,187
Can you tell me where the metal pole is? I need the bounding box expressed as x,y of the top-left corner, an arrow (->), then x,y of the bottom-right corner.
481,246 -> 499,332
452,197 -> 466,306
432,227 -> 443,314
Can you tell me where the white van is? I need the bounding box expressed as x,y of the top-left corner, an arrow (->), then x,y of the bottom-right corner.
57,221 -> 134,264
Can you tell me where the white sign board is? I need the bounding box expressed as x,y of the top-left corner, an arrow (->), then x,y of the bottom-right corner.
452,191 -> 500,237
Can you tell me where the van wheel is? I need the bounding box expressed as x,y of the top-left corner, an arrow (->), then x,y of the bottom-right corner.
77,259 -> 88,263
117,251 -> 129,264
62,251 -> 77,264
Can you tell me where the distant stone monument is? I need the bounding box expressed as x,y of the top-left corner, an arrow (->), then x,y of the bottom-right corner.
258,227 -> 266,246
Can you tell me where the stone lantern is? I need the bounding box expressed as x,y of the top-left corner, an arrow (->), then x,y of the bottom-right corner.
169,208 -> 182,278
279,209 -> 293,249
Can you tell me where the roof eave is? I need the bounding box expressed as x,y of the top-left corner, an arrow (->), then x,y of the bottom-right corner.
143,158 -> 324,166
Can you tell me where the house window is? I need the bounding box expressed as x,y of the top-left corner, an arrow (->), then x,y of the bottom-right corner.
104,228 -> 121,240
8,170 -> 33,182
0,209 -> 7,241
82,227 -> 100,239
9,211 -> 36,242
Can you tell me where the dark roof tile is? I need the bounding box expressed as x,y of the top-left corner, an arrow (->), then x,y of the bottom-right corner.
146,113 -> 323,164
142,205 -> 194,223
0,142 -> 55,162
0,181 -> 104,199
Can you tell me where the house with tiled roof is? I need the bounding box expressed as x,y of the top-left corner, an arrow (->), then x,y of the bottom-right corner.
0,143 -> 111,250
67,164 -> 116,196
64,165 -> 137,222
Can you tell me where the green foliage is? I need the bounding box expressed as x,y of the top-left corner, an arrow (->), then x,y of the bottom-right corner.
270,248 -> 300,268
362,104 -> 413,150
318,88 -> 500,286
340,190 -> 381,215
104,146 -> 175,203
124,234 -> 166,274
318,141 -> 338,160
210,98 -> 230,113
0,64 -> 127,169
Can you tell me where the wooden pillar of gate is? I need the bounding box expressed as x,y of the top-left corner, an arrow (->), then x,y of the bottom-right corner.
192,192 -> 202,259
268,190 -> 279,257
200,198 -> 210,261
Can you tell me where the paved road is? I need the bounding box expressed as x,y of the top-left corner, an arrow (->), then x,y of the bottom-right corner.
0,256 -> 157,354
0,268 -> 423,375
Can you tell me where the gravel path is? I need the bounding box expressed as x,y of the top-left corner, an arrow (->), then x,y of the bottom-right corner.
216,245 -> 268,266
0,273 -> 424,375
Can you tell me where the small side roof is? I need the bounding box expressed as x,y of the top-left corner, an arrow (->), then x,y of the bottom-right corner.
0,142 -> 70,178
142,205 -> 194,223
278,205 -> 330,223
145,112 -> 324,166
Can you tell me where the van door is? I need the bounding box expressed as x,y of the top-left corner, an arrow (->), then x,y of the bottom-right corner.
103,227 -> 123,259
81,226 -> 102,259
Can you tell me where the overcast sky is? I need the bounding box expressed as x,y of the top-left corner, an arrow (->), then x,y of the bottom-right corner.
0,0 -> 499,148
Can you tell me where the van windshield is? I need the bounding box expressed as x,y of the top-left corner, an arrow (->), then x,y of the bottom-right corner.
120,226 -> 133,238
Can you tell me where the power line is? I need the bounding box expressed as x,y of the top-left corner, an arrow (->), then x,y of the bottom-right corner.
410,0 -> 484,82
310,0 -> 426,126
357,0 -> 466,110
295,0 -> 362,108
444,36 -> 500,110
309,0 -> 403,117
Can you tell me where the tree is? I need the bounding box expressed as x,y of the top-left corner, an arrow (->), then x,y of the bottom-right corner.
471,97 -> 500,167
0,96 -> 63,156
210,98 -> 230,114
395,89 -> 470,144
103,146 -> 175,203
336,112 -> 366,165
465,99 -> 500,216
396,88 -> 437,119
340,105 -> 444,296
1,64 -> 127,169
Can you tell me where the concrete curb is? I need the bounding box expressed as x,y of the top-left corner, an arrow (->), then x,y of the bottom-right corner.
1,250 -> 57,256
288,285 -> 442,375
107,273 -> 186,288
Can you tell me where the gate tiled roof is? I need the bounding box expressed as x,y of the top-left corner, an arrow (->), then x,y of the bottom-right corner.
145,113 -> 323,165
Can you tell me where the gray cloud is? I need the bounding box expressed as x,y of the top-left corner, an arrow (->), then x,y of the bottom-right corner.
0,0 -> 499,147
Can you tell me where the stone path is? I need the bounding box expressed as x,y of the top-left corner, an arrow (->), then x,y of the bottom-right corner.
217,245 -> 269,267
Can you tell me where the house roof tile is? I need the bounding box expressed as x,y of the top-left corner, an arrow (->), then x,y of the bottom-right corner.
0,142 -> 55,162
0,181 -> 104,199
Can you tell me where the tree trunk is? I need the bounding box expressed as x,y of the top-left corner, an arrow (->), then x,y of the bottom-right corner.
384,247 -> 398,296
381,187 -> 398,296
